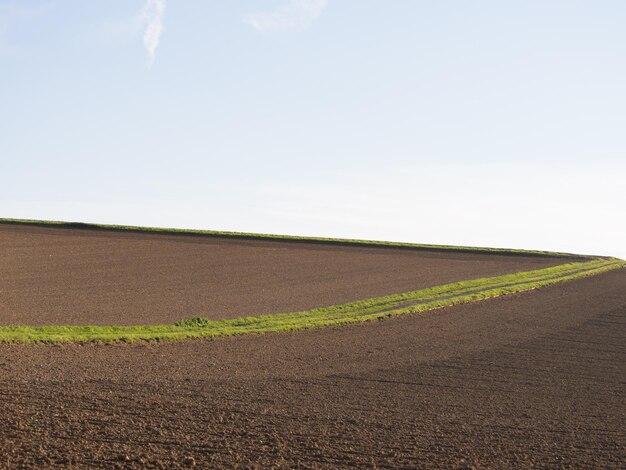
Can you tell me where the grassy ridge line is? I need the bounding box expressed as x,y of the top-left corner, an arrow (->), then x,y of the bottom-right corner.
315,258 -> 613,313
0,218 -> 587,258
1,258 -> 623,344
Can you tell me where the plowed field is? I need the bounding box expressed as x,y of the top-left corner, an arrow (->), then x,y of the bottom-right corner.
1,223 -> 624,468
1,269 -> 624,468
1,223 -> 565,326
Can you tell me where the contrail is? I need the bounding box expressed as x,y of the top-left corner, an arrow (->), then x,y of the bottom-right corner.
141,0 -> 165,66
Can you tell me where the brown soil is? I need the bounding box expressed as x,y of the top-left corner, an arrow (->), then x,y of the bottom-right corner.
0,223 -> 565,326
1,269 -> 624,468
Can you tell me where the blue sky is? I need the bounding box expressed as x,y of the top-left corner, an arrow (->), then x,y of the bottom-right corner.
1,0 -> 625,257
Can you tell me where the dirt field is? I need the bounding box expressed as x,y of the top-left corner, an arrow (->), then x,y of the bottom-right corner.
1,268 -> 624,468
0,223 -> 566,326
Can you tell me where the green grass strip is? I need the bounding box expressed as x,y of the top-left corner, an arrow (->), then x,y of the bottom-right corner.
1,257 -> 623,344
0,218 -> 589,258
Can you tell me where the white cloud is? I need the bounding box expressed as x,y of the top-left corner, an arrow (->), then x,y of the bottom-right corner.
141,0 -> 165,66
244,0 -> 328,32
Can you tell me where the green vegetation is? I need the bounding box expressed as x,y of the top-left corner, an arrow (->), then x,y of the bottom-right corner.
1,257 -> 623,344
0,218 -> 588,258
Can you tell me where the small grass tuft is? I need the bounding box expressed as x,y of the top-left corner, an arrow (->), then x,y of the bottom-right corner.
175,317 -> 213,328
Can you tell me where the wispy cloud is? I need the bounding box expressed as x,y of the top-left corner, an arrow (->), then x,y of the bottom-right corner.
244,0 -> 328,33
141,0 -> 165,66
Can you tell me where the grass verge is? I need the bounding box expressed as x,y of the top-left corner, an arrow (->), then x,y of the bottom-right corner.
1,257 -> 623,344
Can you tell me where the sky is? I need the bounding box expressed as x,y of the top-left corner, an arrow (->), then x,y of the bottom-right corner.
1,0 -> 625,258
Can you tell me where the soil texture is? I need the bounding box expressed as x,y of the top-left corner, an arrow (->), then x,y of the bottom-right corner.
1,269 -> 624,468
1,223 -> 565,326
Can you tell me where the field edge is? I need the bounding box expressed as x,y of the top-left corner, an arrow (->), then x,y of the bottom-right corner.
0,218 -> 591,258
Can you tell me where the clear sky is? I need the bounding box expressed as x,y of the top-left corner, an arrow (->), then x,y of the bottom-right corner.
1,1 -> 625,258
